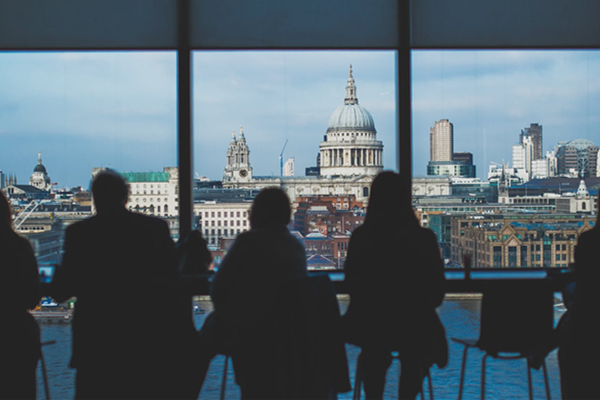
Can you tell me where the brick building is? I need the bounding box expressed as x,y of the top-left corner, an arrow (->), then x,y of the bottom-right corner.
451,214 -> 594,268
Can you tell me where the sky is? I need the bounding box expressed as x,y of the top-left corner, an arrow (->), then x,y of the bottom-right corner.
1,50 -> 599,189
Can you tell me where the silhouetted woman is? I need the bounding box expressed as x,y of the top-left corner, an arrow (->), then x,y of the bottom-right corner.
0,191 -> 41,399
197,187 -> 309,399
343,171 -> 447,400
558,193 -> 600,399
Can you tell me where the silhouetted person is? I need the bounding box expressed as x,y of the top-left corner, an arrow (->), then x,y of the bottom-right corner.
197,187 -> 308,399
0,191 -> 41,400
558,193 -> 600,399
343,172 -> 447,400
51,170 -> 181,399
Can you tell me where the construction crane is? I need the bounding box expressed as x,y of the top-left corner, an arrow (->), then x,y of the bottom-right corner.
279,139 -> 288,176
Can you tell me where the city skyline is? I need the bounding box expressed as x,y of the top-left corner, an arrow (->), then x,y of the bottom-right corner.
1,50 -> 600,188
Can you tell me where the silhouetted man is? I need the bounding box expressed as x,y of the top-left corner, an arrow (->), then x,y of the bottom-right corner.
558,193 -> 600,399
51,170 -> 179,399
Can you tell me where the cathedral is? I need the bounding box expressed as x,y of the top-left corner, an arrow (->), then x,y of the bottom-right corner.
29,152 -> 53,191
222,66 -> 384,204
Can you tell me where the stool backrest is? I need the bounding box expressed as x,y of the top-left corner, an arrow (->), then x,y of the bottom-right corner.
477,280 -> 554,355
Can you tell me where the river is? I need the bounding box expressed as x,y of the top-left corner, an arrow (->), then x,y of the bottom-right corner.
37,299 -> 564,399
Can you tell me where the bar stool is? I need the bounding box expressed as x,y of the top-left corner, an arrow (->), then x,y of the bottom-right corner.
451,281 -> 554,400
352,350 -> 434,400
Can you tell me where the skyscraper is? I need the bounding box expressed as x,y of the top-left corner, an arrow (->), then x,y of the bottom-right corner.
430,119 -> 454,162
520,123 -> 543,161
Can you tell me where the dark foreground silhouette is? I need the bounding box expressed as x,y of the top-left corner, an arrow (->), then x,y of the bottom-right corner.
0,191 -> 41,400
557,192 -> 600,399
343,171 -> 447,400
197,187 -> 350,399
50,170 -> 197,399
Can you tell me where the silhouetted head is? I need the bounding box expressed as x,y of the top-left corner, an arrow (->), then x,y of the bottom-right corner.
92,170 -> 129,214
249,187 -> 291,229
365,171 -> 418,227
0,191 -> 12,229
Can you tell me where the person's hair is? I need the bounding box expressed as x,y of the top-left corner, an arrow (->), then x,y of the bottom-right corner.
92,169 -> 129,212
249,187 -> 291,229
0,191 -> 12,229
365,171 -> 419,227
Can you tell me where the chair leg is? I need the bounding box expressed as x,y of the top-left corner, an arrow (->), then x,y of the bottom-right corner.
427,369 -> 434,400
353,355 -> 362,400
542,360 -> 551,400
526,357 -> 533,400
220,356 -> 229,400
40,347 -> 51,400
40,340 -> 56,400
458,345 -> 469,400
481,354 -> 488,400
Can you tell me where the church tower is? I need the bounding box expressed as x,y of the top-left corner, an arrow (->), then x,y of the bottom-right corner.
223,127 -> 253,183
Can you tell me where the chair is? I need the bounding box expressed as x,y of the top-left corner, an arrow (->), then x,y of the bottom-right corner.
451,281 -> 554,400
352,350 -> 434,400
218,274 -> 351,399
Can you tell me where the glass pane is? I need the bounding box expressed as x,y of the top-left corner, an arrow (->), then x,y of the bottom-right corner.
193,50 -> 397,268
412,50 -> 600,268
0,51 -> 176,399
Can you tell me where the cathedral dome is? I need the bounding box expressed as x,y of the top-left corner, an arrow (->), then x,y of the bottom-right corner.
327,103 -> 375,131
34,163 -> 47,174
326,65 -> 376,132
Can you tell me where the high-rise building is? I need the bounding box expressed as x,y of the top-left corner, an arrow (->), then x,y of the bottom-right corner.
283,158 -> 295,176
512,136 -> 533,181
556,139 -> 599,178
453,152 -> 473,165
430,119 -> 454,162
0,170 -> 5,189
520,123 -> 543,161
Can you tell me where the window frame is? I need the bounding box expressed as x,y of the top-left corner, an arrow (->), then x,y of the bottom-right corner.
2,0 -> 600,236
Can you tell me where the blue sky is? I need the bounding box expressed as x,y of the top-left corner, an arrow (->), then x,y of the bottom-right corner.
1,50 -> 599,188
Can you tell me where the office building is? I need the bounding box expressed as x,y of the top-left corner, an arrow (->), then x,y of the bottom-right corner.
92,167 -> 180,217
430,119 -> 454,162
556,139 -> 599,178
520,123 -> 543,161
